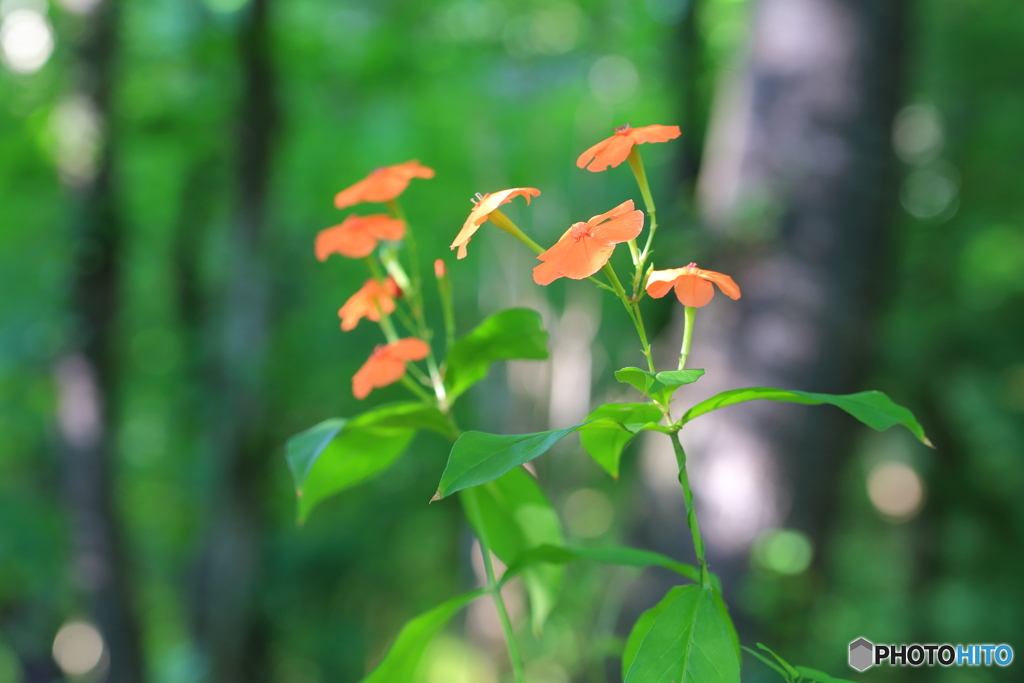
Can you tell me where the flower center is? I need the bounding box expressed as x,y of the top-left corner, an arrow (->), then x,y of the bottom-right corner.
614,123 -> 632,135
569,222 -> 593,241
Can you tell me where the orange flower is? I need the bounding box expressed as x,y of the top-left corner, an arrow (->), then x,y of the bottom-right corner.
450,187 -> 541,259
338,277 -> 401,331
316,214 -> 406,260
645,263 -> 741,308
533,200 -> 644,285
352,337 -> 430,399
334,160 -> 435,209
576,124 -> 681,172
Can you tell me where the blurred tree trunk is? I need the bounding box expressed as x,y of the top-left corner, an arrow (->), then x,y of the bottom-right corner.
691,0 -> 909,561
53,1 -> 147,682
188,0 -> 278,680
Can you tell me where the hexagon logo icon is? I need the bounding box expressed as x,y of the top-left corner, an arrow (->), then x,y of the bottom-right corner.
849,637 -> 874,672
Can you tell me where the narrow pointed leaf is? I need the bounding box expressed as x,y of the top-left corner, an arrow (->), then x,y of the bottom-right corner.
756,643 -> 800,680
436,423 -> 584,498
445,308 -> 549,400
504,544 -> 699,583
361,590 -> 484,683
742,646 -> 791,682
285,401 -> 451,523
461,467 -> 563,634
682,388 -> 931,446
579,403 -> 664,478
624,585 -> 740,683
795,665 -> 856,683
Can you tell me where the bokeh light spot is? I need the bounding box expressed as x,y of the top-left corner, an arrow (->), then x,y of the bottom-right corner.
893,104 -> 944,165
0,8 -> 54,74
588,55 -> 638,104
52,621 -> 104,676
753,528 -> 813,575
867,461 -> 924,521
562,488 -> 613,538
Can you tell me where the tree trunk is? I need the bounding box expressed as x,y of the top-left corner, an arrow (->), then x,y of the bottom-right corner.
684,0 -> 910,567
188,0 -> 278,680
54,1 -> 147,681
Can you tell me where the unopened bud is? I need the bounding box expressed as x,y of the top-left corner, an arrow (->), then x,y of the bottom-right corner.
434,259 -> 446,278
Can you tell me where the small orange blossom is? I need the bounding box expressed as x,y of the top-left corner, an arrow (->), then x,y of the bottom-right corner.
533,200 -> 644,285
352,337 -> 431,399
316,214 -> 406,260
576,124 -> 681,172
334,160 -> 435,209
450,187 -> 541,259
338,277 -> 401,331
646,263 -> 741,308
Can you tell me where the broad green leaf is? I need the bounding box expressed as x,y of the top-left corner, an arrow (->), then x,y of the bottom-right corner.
682,388 -> 931,446
795,665 -> 856,683
615,367 -> 705,403
712,584 -> 741,662
504,544 -> 699,584
361,589 -> 484,683
435,423 -> 584,498
756,643 -> 799,680
286,402 -> 450,523
624,585 -> 741,683
742,646 -> 791,682
579,403 -> 664,478
461,467 -> 564,634
445,308 -> 548,400
622,588 -> 677,679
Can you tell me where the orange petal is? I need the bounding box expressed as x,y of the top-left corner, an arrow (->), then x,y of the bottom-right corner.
352,355 -> 406,399
451,188 -> 541,257
674,274 -> 715,307
587,199 -> 636,226
388,337 -> 431,361
576,136 -> 616,170
532,258 -> 564,285
364,215 -> 406,242
628,124 -> 682,145
334,160 -> 435,209
699,269 -> 741,300
645,269 -> 683,298
544,237 -> 614,281
315,217 -> 377,260
592,210 -> 644,244
584,134 -> 634,172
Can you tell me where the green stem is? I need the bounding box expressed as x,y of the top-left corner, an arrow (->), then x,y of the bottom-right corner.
489,209 -> 544,254
400,374 -> 434,403
436,268 -> 456,354
602,263 -> 656,373
463,490 -> 525,683
628,146 -> 659,267
678,306 -> 695,370
669,431 -> 711,588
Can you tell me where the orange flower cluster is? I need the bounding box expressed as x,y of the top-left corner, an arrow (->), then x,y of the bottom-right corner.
321,125 -> 742,399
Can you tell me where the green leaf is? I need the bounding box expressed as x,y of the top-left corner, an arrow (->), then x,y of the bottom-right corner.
360,589 -> 484,683
624,585 -> 741,683
286,402 -> 451,523
622,588 -> 676,680
445,308 -> 549,400
795,666 -> 857,683
504,544 -> 699,584
461,467 -> 564,634
435,423 -> 584,498
682,388 -> 932,446
756,643 -> 800,681
579,403 -> 664,478
615,367 -> 705,403
742,646 -> 791,682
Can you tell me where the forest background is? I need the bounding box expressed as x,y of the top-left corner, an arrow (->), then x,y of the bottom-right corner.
1,0 -> 1022,682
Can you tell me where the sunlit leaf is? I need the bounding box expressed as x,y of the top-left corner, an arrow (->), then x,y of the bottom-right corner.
360,589 -> 484,683
435,423 -> 584,498
286,401 -> 451,523
615,367 -> 705,403
622,588 -> 675,680
624,585 -> 741,683
682,388 -> 931,446
579,403 -> 664,478
445,308 -> 548,400
503,543 -> 699,583
461,467 -> 564,634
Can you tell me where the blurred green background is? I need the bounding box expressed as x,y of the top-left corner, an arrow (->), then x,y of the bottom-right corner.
1,0 -> 1022,682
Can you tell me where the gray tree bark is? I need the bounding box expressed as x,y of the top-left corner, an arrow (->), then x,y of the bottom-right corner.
54,1 -> 148,681
187,0 -> 279,680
